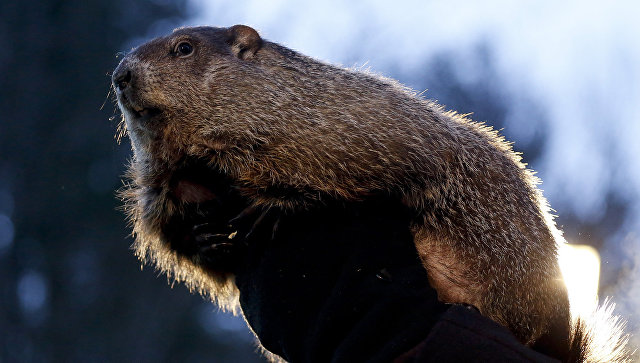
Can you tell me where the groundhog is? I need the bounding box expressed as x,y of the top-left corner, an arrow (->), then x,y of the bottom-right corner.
112,25 -> 629,362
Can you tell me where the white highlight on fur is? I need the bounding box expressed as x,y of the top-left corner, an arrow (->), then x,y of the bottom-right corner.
560,245 -> 632,361
559,244 -> 600,318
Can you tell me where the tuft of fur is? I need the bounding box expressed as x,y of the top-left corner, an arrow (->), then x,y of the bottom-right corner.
113,25 -> 629,361
568,300 -> 632,363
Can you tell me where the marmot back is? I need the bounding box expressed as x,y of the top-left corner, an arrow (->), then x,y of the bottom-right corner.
113,25 -> 630,362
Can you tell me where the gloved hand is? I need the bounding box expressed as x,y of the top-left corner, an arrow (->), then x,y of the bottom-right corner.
233,197 -> 449,363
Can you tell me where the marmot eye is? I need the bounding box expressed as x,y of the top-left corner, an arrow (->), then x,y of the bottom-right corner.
176,42 -> 193,56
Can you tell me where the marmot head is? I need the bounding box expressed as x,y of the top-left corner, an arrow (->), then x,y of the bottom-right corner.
112,25 -> 265,169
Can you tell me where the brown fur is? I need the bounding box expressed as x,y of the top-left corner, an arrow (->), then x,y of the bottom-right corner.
113,25 -> 629,361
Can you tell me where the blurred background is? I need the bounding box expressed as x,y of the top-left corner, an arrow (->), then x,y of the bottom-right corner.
1,0 -> 638,361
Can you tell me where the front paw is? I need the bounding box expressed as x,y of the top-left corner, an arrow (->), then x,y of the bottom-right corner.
162,200 -> 282,272
228,205 -> 282,241
190,222 -> 247,271
162,198 -> 247,271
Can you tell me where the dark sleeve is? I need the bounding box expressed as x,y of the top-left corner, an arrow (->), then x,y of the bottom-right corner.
395,305 -> 560,363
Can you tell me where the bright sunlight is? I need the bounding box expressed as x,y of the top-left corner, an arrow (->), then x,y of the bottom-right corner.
559,243 -> 600,317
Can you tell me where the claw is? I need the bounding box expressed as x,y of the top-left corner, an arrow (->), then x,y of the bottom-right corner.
271,217 -> 281,240
194,233 -> 234,244
245,207 -> 272,239
228,205 -> 258,226
195,241 -> 243,271
200,242 -> 234,252
192,222 -> 211,234
225,204 -> 283,242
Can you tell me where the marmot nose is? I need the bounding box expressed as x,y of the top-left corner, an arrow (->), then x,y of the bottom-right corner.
113,68 -> 132,91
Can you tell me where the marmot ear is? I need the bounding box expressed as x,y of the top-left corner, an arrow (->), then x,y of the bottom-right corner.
226,25 -> 262,60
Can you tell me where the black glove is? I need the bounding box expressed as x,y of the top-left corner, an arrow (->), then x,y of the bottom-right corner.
233,197 -> 449,363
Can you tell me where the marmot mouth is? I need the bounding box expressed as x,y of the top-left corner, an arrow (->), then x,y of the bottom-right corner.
117,94 -> 163,122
